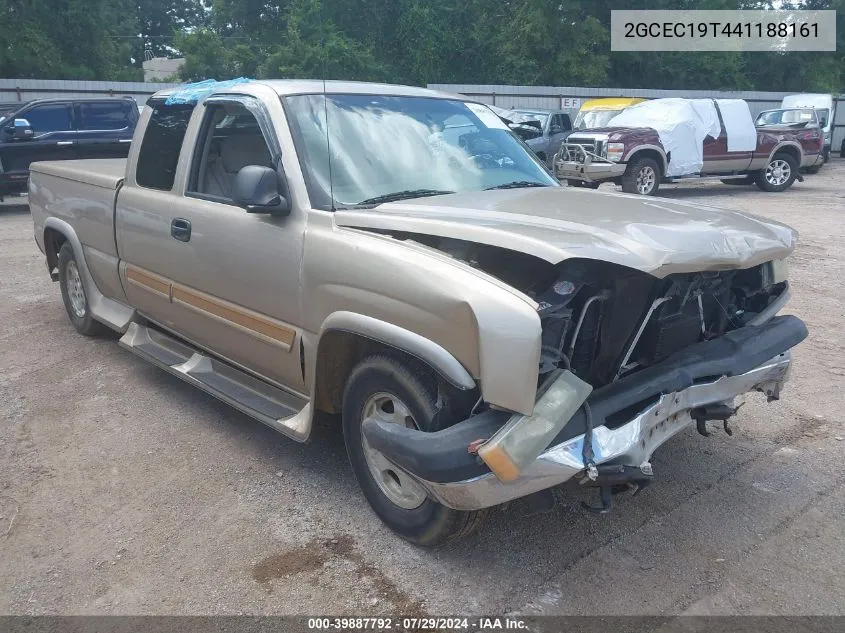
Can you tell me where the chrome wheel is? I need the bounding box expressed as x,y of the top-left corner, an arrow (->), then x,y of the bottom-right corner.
765,159 -> 791,186
65,260 -> 87,318
360,392 -> 427,510
636,165 -> 656,194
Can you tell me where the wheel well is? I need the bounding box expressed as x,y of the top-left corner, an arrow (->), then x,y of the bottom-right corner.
628,149 -> 665,175
312,330 -> 478,417
43,227 -> 68,275
773,145 -> 800,165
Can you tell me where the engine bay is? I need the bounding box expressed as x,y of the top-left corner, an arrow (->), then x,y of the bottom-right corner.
390,233 -> 786,389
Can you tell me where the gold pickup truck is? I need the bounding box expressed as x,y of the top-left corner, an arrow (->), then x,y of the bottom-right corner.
29,80 -> 807,546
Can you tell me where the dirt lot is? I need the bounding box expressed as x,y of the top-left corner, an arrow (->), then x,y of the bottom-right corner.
1,164 -> 844,617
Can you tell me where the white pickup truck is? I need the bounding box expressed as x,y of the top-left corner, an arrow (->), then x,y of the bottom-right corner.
29,80 -> 807,545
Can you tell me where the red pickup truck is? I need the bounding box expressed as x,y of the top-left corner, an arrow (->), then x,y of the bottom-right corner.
555,100 -> 824,196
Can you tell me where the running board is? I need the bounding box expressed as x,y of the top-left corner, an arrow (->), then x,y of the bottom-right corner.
666,173 -> 750,182
119,322 -> 311,441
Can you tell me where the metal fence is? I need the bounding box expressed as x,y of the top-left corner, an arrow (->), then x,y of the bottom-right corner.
1,79 -> 841,152
0,79 -> 182,107
429,83 -> 845,154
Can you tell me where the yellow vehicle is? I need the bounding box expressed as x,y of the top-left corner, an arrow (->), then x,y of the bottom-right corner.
572,97 -> 646,131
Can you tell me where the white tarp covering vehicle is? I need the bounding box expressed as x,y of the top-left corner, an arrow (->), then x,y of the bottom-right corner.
604,98 -> 761,176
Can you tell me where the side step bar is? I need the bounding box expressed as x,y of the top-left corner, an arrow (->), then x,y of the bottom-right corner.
119,323 -> 311,441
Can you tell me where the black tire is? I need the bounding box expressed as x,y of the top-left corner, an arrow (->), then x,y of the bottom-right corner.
58,242 -> 107,336
754,152 -> 799,192
621,156 -> 661,195
804,163 -> 822,175
342,355 -> 488,546
720,176 -> 754,185
840,139 -> 845,158
822,147 -> 830,163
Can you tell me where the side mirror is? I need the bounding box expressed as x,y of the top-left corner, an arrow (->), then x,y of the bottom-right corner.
8,118 -> 32,140
232,165 -> 290,216
818,118 -> 827,128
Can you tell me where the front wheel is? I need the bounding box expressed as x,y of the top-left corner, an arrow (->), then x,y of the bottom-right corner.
342,355 -> 487,546
754,153 -> 798,192
58,242 -> 107,336
621,157 -> 661,195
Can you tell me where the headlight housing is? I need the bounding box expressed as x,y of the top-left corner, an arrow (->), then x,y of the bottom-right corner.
770,258 -> 789,284
606,142 -> 625,162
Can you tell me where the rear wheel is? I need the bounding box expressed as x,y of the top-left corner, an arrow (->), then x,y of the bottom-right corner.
58,242 -> 107,336
342,355 -> 487,546
621,157 -> 661,195
754,153 -> 798,192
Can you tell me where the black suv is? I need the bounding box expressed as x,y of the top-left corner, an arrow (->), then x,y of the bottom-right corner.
0,97 -> 139,198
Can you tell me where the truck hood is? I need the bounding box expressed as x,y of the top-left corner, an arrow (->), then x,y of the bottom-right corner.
333,187 -> 797,278
567,126 -> 654,138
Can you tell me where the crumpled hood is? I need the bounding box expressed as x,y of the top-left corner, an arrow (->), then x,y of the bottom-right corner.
333,187 -> 797,278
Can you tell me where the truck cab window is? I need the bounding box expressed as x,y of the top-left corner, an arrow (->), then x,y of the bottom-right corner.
136,103 -> 193,191
24,103 -> 72,134
188,102 -> 273,202
78,102 -> 132,130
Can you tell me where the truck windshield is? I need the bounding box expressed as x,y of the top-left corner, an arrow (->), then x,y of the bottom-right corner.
573,109 -> 624,130
284,94 -> 558,210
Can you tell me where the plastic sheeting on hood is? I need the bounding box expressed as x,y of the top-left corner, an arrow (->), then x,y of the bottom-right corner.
716,99 -> 758,152
607,98 -> 721,177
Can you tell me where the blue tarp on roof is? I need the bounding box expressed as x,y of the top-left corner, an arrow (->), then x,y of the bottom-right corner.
164,78 -> 253,105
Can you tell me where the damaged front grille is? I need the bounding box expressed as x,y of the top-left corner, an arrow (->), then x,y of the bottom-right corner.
562,137 -> 604,163
534,261 -> 786,388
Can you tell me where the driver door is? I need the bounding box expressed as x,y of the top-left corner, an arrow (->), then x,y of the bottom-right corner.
546,113 -> 571,165
0,102 -> 78,175
123,96 -> 306,392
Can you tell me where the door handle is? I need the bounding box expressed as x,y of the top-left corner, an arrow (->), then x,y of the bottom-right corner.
171,218 -> 191,242
56,141 -> 74,146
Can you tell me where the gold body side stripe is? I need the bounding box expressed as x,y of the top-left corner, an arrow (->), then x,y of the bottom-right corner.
125,265 -> 295,351
126,266 -> 171,299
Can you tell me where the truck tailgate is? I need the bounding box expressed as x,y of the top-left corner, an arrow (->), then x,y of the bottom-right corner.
29,158 -> 127,305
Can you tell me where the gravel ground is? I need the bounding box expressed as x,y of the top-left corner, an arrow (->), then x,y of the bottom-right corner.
1,164 -> 843,616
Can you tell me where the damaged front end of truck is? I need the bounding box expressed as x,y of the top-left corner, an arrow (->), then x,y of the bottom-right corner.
339,191 -> 808,513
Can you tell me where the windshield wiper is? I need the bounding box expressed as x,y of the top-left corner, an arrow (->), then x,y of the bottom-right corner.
484,181 -> 551,190
355,189 -> 455,207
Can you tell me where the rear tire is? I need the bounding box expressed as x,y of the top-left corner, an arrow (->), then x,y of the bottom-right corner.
342,355 -> 488,546
58,242 -> 108,337
621,157 -> 661,195
754,153 -> 798,192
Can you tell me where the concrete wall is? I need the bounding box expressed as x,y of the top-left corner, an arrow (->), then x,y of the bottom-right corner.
429,83 -> 845,154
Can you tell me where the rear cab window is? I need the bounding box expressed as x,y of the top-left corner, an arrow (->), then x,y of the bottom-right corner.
135,102 -> 194,191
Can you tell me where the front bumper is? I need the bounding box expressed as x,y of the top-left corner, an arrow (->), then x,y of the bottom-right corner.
422,353 -> 790,510
362,315 -> 807,511
554,144 -> 625,183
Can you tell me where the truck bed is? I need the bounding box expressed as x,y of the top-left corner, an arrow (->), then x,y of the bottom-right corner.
29,158 -> 128,309
30,158 -> 126,190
